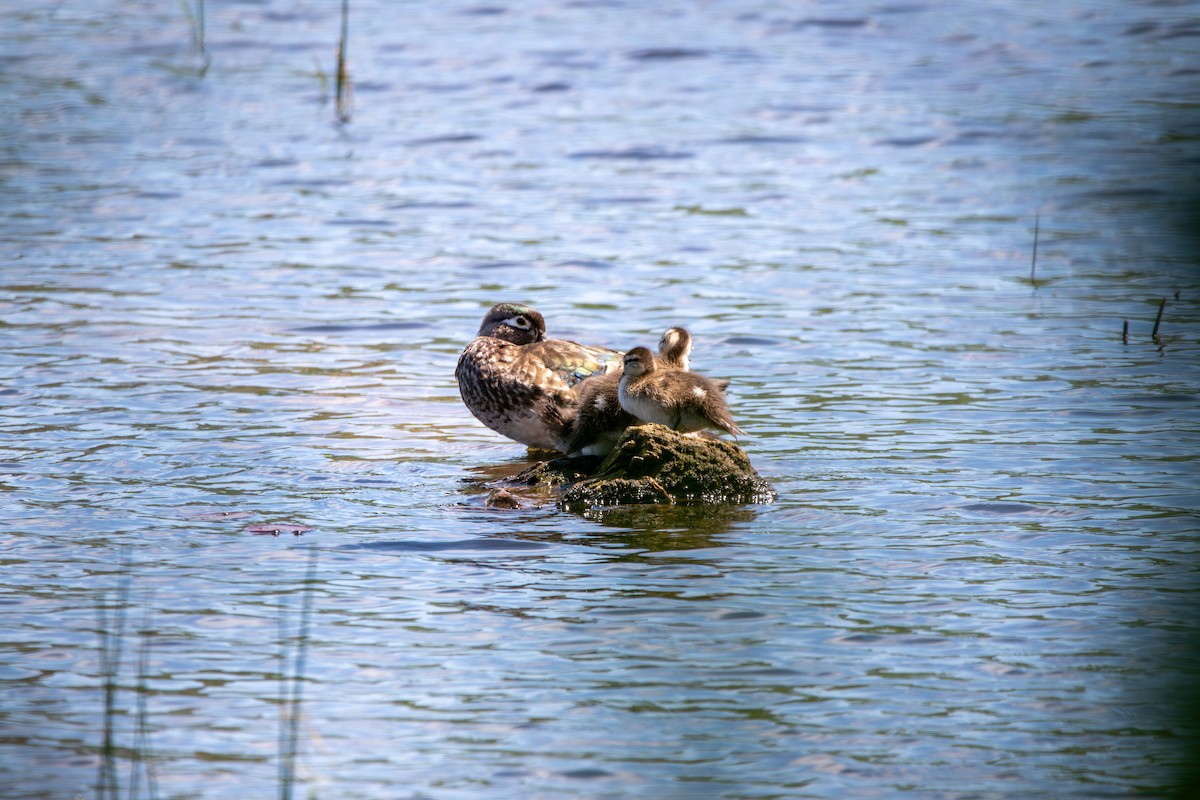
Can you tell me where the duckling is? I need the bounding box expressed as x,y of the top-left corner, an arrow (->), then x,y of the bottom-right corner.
455,302 -> 621,450
658,326 -> 692,370
561,369 -> 628,456
618,346 -> 741,437
564,328 -> 730,455
659,326 -> 729,390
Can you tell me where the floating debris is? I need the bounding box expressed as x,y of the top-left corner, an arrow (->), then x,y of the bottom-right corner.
246,523 -> 314,536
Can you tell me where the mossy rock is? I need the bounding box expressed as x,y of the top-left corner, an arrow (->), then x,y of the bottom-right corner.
508,424 -> 776,510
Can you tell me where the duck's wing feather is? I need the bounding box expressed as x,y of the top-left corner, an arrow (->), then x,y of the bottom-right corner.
520,339 -> 623,388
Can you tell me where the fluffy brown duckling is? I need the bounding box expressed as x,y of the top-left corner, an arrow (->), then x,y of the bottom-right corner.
657,326 -> 729,390
563,326 -> 713,456
657,326 -> 693,370
618,346 -> 741,437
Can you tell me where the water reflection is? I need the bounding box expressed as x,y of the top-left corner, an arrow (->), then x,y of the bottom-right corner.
342,537 -> 552,554
578,502 -> 759,543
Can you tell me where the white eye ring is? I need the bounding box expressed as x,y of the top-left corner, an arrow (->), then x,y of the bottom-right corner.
511,315 -> 531,330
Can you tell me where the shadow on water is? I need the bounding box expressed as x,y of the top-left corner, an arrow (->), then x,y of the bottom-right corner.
341,499 -> 756,554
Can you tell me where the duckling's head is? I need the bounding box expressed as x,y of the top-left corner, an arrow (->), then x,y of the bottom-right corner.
476,302 -> 546,345
658,326 -> 692,369
622,346 -> 657,378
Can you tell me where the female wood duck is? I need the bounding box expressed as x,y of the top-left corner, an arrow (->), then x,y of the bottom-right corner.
455,302 -> 621,451
618,346 -> 741,437
563,327 -> 726,456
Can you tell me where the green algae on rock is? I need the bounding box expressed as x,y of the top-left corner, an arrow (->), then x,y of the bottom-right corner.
504,423 -> 775,510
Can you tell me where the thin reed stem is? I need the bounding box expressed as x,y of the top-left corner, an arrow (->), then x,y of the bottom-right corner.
279,549 -> 320,800
278,591 -> 291,800
335,0 -> 352,122
97,553 -> 132,800
1030,212 -> 1040,286
130,592 -> 159,800
1152,297 -> 1166,345
178,0 -> 206,54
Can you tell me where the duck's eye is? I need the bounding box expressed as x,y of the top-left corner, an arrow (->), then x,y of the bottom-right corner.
512,316 -> 531,330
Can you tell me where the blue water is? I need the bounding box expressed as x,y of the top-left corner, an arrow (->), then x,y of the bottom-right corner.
2,1 -> 1198,797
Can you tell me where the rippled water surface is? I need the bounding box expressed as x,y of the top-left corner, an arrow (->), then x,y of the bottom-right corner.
3,1 -> 1199,798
